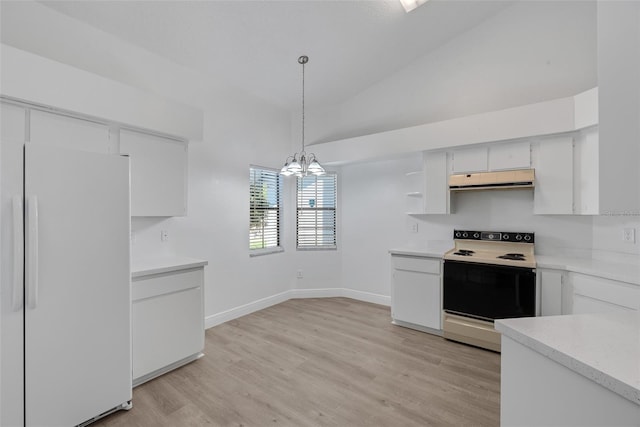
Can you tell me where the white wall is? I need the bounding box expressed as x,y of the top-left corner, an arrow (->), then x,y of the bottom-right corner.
340,155 -> 423,299
170,94 -> 295,325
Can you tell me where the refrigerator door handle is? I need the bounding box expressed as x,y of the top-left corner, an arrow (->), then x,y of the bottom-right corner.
12,196 -> 24,311
26,195 -> 39,310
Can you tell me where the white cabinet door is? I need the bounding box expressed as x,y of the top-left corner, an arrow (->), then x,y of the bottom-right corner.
120,130 -> 187,217
539,269 -> 563,316
573,128 -> 599,215
488,141 -> 530,171
30,110 -> 111,154
392,270 -> 441,330
391,256 -> 441,331
424,151 -> 449,214
451,146 -> 488,173
132,268 -> 204,383
533,137 -> 574,214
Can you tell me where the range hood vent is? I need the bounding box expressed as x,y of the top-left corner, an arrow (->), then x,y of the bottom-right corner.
449,169 -> 535,191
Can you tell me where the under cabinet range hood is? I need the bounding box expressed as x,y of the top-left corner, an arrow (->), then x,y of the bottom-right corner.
449,169 -> 535,191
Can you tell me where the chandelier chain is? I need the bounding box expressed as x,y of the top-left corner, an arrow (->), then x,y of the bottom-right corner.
301,56 -> 305,152
280,55 -> 323,177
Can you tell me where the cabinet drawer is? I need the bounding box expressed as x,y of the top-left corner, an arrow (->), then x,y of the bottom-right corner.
132,268 -> 203,301
572,274 -> 640,312
392,256 -> 440,274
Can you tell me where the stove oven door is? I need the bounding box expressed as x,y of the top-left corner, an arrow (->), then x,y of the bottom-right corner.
443,260 -> 536,321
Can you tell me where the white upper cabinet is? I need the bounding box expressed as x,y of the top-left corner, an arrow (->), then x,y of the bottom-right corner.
30,110 -> 111,154
423,151 -> 449,214
573,127 -> 599,215
451,146 -> 487,173
120,130 -> 187,217
488,141 -> 530,171
533,136 -> 574,215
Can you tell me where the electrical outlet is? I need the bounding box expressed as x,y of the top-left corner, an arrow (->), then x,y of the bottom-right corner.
161,230 -> 169,242
408,222 -> 418,233
622,228 -> 636,243
297,270 -> 303,279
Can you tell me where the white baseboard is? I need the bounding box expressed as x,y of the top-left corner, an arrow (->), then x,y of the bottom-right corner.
204,290 -> 291,329
205,288 -> 390,330
340,288 -> 391,306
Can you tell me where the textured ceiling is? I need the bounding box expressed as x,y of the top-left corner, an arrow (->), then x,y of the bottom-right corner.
18,1 -> 514,110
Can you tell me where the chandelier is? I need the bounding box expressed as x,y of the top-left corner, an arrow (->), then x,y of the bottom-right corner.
280,55 -> 325,177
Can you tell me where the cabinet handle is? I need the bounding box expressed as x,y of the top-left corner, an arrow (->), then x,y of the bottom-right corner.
12,196 -> 24,311
26,196 -> 39,309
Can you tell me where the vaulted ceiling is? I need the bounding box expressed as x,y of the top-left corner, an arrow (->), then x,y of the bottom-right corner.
1,1 -> 515,111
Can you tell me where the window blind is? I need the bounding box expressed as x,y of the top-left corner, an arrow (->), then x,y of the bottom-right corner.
250,167 -> 281,251
297,173 -> 337,249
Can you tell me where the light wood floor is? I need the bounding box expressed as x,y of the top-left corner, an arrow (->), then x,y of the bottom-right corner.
93,298 -> 501,426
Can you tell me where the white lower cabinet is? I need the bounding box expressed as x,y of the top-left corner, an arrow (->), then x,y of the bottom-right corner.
570,273 -> 640,315
538,269 -> 567,316
391,255 -> 442,333
132,267 -> 205,386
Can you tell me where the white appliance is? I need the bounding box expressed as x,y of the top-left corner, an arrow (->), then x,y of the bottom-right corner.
1,105 -> 132,426
442,230 -> 537,352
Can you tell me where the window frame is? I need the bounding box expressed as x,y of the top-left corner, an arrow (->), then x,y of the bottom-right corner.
296,172 -> 337,251
249,165 -> 283,257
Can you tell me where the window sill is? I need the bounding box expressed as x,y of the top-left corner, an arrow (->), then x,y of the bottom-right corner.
296,246 -> 337,251
249,247 -> 285,257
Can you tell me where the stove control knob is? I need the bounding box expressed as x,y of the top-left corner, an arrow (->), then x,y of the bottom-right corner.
503,234 -> 510,240
473,232 -> 480,239
488,233 -> 494,240
515,234 -> 523,241
455,231 -> 461,238
462,232 -> 468,238
524,234 -> 532,242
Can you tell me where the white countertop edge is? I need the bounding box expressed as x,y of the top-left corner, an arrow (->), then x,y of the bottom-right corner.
132,256 -> 208,278
388,248 -> 447,258
389,241 -> 452,258
496,317 -> 640,406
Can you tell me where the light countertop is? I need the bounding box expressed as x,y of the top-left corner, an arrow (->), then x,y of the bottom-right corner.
388,243 -> 640,286
536,255 -> 640,286
389,240 -> 453,258
131,255 -> 208,278
496,312 -> 640,406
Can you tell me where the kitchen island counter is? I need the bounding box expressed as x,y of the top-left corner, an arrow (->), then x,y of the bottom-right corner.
496,312 -> 640,425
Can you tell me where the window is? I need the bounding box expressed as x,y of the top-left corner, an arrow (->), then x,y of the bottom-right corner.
249,166 -> 281,254
297,173 -> 337,249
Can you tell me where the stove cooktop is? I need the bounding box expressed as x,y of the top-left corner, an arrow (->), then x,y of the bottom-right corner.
444,229 -> 536,268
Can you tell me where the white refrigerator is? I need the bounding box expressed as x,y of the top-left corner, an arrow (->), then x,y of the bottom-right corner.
1,106 -> 132,426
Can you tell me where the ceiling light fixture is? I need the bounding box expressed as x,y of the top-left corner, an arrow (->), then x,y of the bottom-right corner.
399,0 -> 428,13
280,55 -> 325,177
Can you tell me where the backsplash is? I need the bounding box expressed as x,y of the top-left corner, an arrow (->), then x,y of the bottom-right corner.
592,216 -> 640,260
131,217 -> 176,259
411,189 -> 594,257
